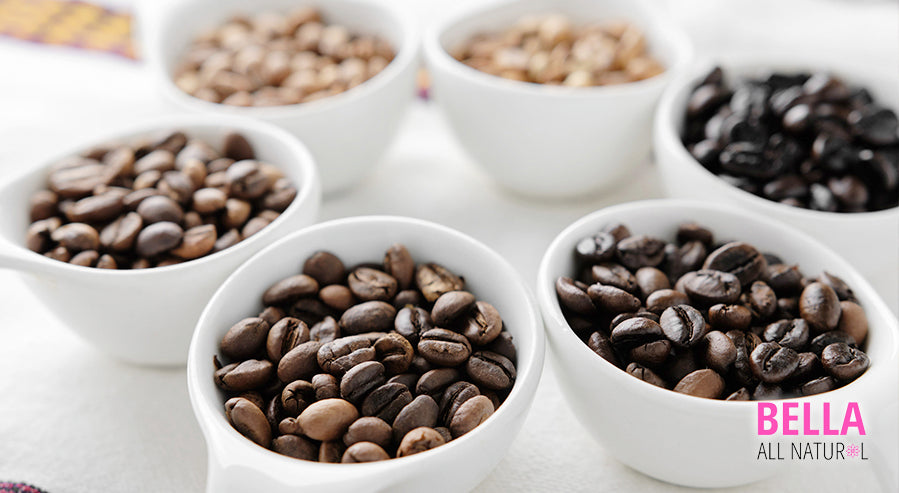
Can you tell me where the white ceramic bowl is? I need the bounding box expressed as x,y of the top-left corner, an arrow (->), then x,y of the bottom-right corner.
536,199 -> 899,488
654,55 -> 899,308
188,216 -> 545,493
0,115 -> 321,366
142,0 -> 419,195
423,0 -> 691,199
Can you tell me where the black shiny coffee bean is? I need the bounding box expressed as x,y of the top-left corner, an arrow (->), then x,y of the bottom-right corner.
590,263 -> 638,293
709,304 -> 752,331
808,330 -> 856,355
702,330 -> 736,373
750,342 -> 799,384
703,242 -> 767,287
659,305 -> 707,347
645,289 -> 690,315
765,264 -> 804,296
587,331 -> 619,367
681,270 -> 742,305
575,232 -> 617,264
555,277 -> 596,315
616,235 -> 666,270
762,319 -> 809,351
394,307 -> 433,347
821,343 -> 869,381
799,282 -> 841,333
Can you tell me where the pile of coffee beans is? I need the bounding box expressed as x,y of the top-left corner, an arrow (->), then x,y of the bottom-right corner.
453,14 -> 664,87
214,244 -> 517,462
174,7 -> 395,106
26,131 -> 296,269
682,67 -> 899,212
555,222 -> 870,400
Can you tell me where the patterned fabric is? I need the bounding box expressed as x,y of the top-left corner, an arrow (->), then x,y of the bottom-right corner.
0,483 -> 48,493
0,0 -> 135,58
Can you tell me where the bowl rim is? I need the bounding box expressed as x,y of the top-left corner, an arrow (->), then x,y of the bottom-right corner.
146,0 -> 420,119
422,0 -> 693,99
536,198 -> 899,412
187,214 -> 546,473
654,52 -> 899,220
0,113 -> 320,277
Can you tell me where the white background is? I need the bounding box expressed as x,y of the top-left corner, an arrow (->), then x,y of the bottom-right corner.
1,0 -> 897,492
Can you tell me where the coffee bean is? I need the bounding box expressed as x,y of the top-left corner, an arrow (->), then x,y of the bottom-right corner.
466,351 -> 516,390
748,281 -> 777,320
555,277 -> 596,315
448,395 -> 493,438
29,190 -> 58,221
348,267 -> 398,302
227,160 -> 271,199
821,342 -> 869,380
610,317 -> 664,347
223,132 -> 255,161
48,158 -> 109,198
635,267 -> 671,299
486,331 -> 517,364
587,284 -> 641,314
418,328 -> 472,367
273,435 -> 317,460
311,373 -> 340,401
319,441 -> 346,463
69,250 -> 99,267
590,263 -> 638,294
303,251 -> 346,286
708,304 -> 752,331
397,427 -> 446,457
808,330 -> 855,356
266,317 -> 309,363
460,301 -> 503,346
310,316 -> 341,343
374,333 -> 414,374
676,223 -> 714,246
344,417 -> 392,449
789,352 -> 822,384
817,272 -> 856,302
749,342 -> 799,383
384,244 -> 415,290
752,382 -> 787,400
800,376 -> 836,396
263,274 -> 319,306
393,290 -> 423,309
215,359 -> 273,392
431,291 -> 476,326
645,289 -> 690,315
575,232 -> 616,264
702,330 -> 737,373
728,330 -> 761,387
837,301 -> 868,344
361,382 -> 413,423
682,270 -> 741,305
170,224 -> 217,259
626,362 -> 666,388
388,373 -> 420,392
135,221 -> 183,257
415,368 -> 461,398
51,223 -> 100,252
393,395 -> 439,442
281,380 -> 315,416
703,242 -> 767,287
340,361 -> 386,404
799,282 -> 841,333
394,307 -> 432,346
616,235 -> 666,270
296,399 -> 359,441
277,341 -> 323,383
221,317 -> 270,360
587,331 -> 619,367
416,263 -> 464,302
341,442 -> 389,463
317,333 -> 380,376
339,301 -> 396,335
438,381 -> 480,426
762,319 -> 809,351
225,397 -> 271,448
673,369 -> 724,399
660,305 -> 706,347
725,388 -> 751,400
765,264 -> 804,296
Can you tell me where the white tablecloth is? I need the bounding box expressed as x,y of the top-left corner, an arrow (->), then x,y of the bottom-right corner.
1,1 -> 896,492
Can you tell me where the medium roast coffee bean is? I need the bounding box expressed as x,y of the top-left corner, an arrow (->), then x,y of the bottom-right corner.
384,244 -> 415,290
837,301 -> 868,344
449,395 -> 494,438
587,284 -> 641,314
340,361 -> 386,404
466,351 -> 516,390
303,251 -> 346,286
225,397 -> 271,448
348,267 -> 398,302
394,307 -> 432,346
374,333 -> 414,374
296,399 -> 358,441
316,334 -> 379,376
221,317 -> 270,360
397,427 -> 446,457
393,395 -> 439,442
263,274 -> 319,306
460,301 -> 503,345
431,291 -> 476,326
626,362 -> 666,388
415,368 -> 461,398
277,341 -> 323,383
216,359 -> 273,392
555,277 -> 596,315
416,263 -> 464,302
361,383 -> 412,423
645,289 -> 690,315
273,435 -> 318,460
266,318 -> 310,363
342,442 -> 390,463
673,369 -> 725,399
344,417 -> 392,449
339,301 -> 396,335
312,373 -> 340,400
702,330 -> 737,373
438,381 -> 480,426
681,270 -> 741,305
281,380 -> 316,416
418,329 -> 472,367
708,304 -> 752,331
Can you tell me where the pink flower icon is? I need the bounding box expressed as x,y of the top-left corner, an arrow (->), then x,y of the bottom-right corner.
846,444 -> 861,458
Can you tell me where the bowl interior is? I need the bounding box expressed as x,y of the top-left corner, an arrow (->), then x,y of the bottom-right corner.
538,199 -> 898,410
435,0 -> 687,87
189,216 -> 542,472
0,116 -> 317,274
152,0 -> 412,113
660,54 -> 899,217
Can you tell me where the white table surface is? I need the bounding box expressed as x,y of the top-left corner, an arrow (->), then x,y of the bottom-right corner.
1,1 -> 897,492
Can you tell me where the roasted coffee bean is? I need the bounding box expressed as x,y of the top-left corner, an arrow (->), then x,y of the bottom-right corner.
789,352 -> 822,384
808,330 -> 856,356
263,274 -> 319,306
257,306 -> 286,327
281,380 -> 315,416
215,359 -> 273,392
225,397 -> 271,448
29,190 -> 58,221
337,301 -> 395,335
69,250 -> 99,267
342,442 -> 390,463
383,244 -> 415,290
418,329 -> 472,367
587,331 -> 619,367
460,301 -> 503,345
821,342 -> 869,381
752,382 -> 787,400
303,251 -> 346,286
273,435 -> 317,460
319,441 -> 346,463
310,316 -> 341,343
765,264 -> 804,296
486,331 -> 517,363
610,317 -> 664,347
393,395 -> 439,442
750,342 -> 799,383
410,355 -> 433,374
416,263 -> 464,302
676,223 -> 713,246
296,399 -> 359,441
431,291 -> 476,326
221,317 -> 270,360
397,427 -> 446,457
626,362 -> 666,388
317,333 -> 380,376
555,277 -> 596,315
703,242 -> 767,287
681,270 -> 741,305
660,305 -> 706,347
348,267 -> 398,302
817,272 -> 856,302
312,373 -> 340,400
799,282 -> 841,333
96,254 -> 117,269
223,132 -> 255,161
361,383 -> 413,423
575,232 -> 617,264
48,158 -> 109,198
135,221 -> 183,257
635,267 -> 671,299
415,368 -> 461,398
728,330 -> 761,387
394,307 -> 432,346
645,289 -> 690,315
748,281 -> 777,319
709,304 -> 752,331
170,224 -> 216,259
277,341 -> 323,383
702,330 -> 737,373
587,284 -> 641,314
438,381 -> 480,426
616,235 -> 666,270
673,369 -> 725,399
340,361 -> 386,404
319,285 -> 355,311
51,223 -> 100,252
762,319 -> 809,351
388,373 -> 420,392
67,193 -> 123,224
466,351 -> 516,390
726,388 -> 751,401
266,317 -> 310,363
590,263 -> 638,294
449,395 -> 494,438
837,301 -> 868,344
344,417 -> 392,449
393,290 -> 423,309
373,333 -> 414,374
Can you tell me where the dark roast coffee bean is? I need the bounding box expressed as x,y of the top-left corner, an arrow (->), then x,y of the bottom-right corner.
384,244 -> 415,290
374,333 -> 414,374
789,352 -> 822,384
673,369 -> 724,399
312,373 -> 340,400
587,284 -> 641,314
587,331 -> 619,367
466,351 -> 516,390
415,368 -> 461,398
801,376 -> 836,396
340,361 -> 386,404
555,277 -> 597,315
348,267 -> 398,302
837,301 -> 868,345
416,263 -> 464,302
418,329 -> 472,367
703,242 -> 767,287
645,289 -> 690,315
610,317 -> 664,348
344,417 -> 392,449
702,330 -> 737,373
762,319 -> 809,351
616,235 -> 666,270
221,317 -> 270,360
310,316 -> 341,343
809,331 -> 856,355
460,301 -> 503,345
635,267 -> 670,299
765,264 -> 804,296
393,289 -> 423,309
361,383 -> 413,423
302,251 -> 346,286
849,106 -> 899,146
225,397 -> 271,448
817,272 -> 856,302
660,305 -> 707,347
393,395 -> 439,442
749,342 -> 799,383
728,330 -> 761,387
281,380 -> 315,416
799,282 -> 841,333
339,301 -> 396,335
601,222 -> 631,242
394,307 -> 432,346
431,291 -> 476,326
263,274 -> 319,306
752,383 -> 786,400
681,270 -> 741,305
626,362 -> 666,388
438,381 -> 480,426
749,281 -> 777,320
709,304 -> 752,331
575,232 -> 616,264
676,223 -> 714,246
